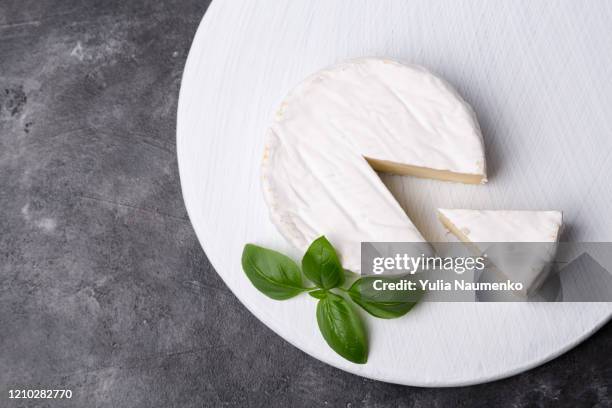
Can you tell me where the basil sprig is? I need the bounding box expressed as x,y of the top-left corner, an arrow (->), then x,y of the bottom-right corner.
241,236 -> 421,364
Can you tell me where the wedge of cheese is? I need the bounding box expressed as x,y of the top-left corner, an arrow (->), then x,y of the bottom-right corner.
262,58 -> 487,272
437,209 -> 563,294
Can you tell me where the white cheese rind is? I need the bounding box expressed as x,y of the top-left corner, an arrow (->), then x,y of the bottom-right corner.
262,58 -> 487,272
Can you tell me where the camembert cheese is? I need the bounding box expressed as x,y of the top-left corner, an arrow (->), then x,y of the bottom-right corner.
262,58 -> 487,272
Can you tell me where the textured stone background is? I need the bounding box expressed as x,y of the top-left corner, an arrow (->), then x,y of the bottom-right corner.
0,1 -> 610,407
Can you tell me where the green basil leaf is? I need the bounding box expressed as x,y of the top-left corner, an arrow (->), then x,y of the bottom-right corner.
241,244 -> 307,300
348,275 -> 423,319
302,236 -> 344,289
316,292 -> 368,364
308,289 -> 327,299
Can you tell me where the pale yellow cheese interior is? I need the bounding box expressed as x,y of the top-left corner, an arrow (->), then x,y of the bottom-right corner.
436,210 -> 473,242
366,157 -> 486,185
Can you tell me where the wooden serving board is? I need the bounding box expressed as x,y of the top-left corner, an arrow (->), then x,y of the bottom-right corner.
177,0 -> 612,386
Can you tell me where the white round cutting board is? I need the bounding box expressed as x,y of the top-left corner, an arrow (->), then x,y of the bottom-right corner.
177,0 -> 612,386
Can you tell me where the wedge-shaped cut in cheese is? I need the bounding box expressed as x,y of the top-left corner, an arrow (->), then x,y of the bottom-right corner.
262,58 -> 487,272
437,209 -> 563,295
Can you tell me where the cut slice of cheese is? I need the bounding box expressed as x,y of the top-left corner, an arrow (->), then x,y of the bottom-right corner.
262,58 -> 487,272
437,209 -> 563,294
437,209 -> 563,243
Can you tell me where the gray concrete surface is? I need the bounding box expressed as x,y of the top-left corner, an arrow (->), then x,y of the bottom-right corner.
0,1 -> 610,406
